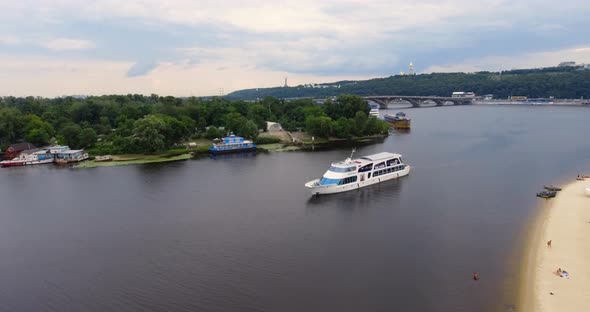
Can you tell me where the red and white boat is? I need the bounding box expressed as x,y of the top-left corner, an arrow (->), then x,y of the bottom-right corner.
1,151 -> 55,167
0,155 -> 28,167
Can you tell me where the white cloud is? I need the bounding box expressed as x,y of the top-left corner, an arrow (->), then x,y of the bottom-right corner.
43,38 -> 95,51
4,0 -> 564,38
0,35 -> 21,45
0,55 -> 372,97
1,0 -> 589,95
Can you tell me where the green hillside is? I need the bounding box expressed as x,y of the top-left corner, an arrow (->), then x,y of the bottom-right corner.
226,66 -> 590,100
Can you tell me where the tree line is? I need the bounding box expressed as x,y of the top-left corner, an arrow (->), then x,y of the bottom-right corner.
0,94 -> 388,154
227,66 -> 590,100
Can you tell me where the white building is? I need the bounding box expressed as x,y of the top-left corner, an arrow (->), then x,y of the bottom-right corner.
452,92 -> 476,98
266,121 -> 283,132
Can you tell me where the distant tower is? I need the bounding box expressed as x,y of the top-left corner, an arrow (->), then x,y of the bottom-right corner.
284,76 -> 288,87
408,62 -> 415,75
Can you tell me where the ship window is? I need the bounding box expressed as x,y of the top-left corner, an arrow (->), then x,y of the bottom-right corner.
329,166 -> 356,173
340,176 -> 358,185
375,162 -> 385,169
358,163 -> 373,173
319,177 -> 342,186
368,173 -> 371,179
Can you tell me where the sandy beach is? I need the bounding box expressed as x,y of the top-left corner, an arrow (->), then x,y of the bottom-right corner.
521,179 -> 590,311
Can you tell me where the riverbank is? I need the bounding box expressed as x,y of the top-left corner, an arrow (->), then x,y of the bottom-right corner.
256,133 -> 388,152
74,153 -> 192,168
520,179 -> 590,311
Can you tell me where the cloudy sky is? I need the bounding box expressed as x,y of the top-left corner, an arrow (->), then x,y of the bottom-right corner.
1,0 -> 589,97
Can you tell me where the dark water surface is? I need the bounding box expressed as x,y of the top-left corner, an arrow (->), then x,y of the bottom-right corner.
1,105 -> 590,312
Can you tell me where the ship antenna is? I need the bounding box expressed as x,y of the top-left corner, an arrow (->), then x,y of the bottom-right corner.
347,148 -> 356,162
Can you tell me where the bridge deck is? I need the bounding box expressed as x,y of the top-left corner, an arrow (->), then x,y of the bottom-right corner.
364,95 -> 473,108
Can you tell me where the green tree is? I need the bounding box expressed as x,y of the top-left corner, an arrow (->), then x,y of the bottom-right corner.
247,104 -> 270,130
237,120 -> 259,139
25,128 -> 50,146
60,122 -> 82,148
134,115 -> 168,152
19,114 -> 54,146
205,126 -> 224,140
353,111 -> 368,136
224,112 -> 245,134
79,128 -> 97,148
305,116 -> 333,137
333,117 -> 353,139
0,108 -> 24,148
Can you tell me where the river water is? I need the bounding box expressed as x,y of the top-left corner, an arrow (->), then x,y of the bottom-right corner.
1,105 -> 589,312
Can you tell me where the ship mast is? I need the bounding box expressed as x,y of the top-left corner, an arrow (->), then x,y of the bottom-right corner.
346,148 -> 356,163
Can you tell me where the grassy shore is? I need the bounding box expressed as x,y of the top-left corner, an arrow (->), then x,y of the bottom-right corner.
520,178 -> 590,311
75,153 -> 192,168
257,135 -> 387,153
257,143 -> 302,152
76,133 -> 387,167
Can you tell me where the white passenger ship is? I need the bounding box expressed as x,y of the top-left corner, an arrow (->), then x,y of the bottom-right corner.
305,151 -> 410,195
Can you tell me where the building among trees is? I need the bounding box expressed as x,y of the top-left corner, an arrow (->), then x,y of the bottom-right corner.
4,142 -> 36,160
266,121 -> 283,132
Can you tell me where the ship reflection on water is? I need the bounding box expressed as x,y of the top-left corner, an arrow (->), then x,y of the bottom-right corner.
209,151 -> 257,160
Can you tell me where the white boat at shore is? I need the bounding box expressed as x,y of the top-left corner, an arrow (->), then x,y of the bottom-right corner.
0,150 -> 54,167
369,108 -> 379,118
305,150 -> 410,195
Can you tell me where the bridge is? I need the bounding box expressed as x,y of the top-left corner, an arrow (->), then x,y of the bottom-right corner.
364,95 -> 473,108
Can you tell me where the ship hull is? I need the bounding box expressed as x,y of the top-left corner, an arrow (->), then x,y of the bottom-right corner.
391,119 -> 411,129
1,161 -> 26,167
209,147 -> 257,155
306,165 -> 410,195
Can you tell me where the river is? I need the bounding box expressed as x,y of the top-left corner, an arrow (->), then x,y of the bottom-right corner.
1,105 -> 589,311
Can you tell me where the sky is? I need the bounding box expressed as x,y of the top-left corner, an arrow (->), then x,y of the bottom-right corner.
1,0 -> 589,97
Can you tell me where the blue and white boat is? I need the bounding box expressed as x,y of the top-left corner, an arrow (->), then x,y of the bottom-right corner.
305,150 -> 410,195
209,134 -> 256,154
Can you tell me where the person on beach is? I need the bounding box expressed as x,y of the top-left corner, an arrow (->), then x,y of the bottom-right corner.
547,240 -> 552,248
554,268 -> 562,276
473,272 -> 480,281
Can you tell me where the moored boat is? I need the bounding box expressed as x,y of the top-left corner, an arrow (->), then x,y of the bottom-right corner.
543,185 -> 562,192
95,155 -> 113,162
1,151 -> 53,167
1,146 -> 89,168
209,134 -> 256,154
536,190 -> 557,198
0,157 -> 27,167
369,106 -> 380,118
384,112 -> 411,129
305,150 -> 410,195
54,149 -> 89,163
